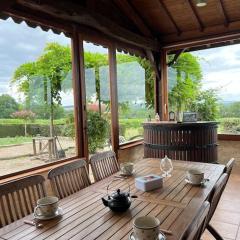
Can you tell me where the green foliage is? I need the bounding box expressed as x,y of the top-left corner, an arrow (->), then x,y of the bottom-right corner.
137,58 -> 155,109
0,136 -> 32,147
0,124 -> 62,138
188,89 -> 219,121
87,111 -> 109,153
0,118 -> 65,125
61,112 -> 109,153
0,94 -> 19,118
169,53 -> 202,113
33,104 -> 66,119
218,118 -> 240,134
219,102 -> 240,118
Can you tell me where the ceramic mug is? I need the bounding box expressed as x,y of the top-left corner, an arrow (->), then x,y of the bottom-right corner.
187,169 -> 204,184
133,216 -> 160,240
120,162 -> 134,175
34,196 -> 59,217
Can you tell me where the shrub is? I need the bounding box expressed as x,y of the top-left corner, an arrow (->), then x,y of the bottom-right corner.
87,111 -> 109,153
61,111 -> 109,153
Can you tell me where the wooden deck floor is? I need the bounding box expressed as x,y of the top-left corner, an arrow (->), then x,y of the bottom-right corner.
203,173 -> 240,240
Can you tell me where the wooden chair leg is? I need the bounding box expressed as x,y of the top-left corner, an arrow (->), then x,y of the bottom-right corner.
207,224 -> 224,240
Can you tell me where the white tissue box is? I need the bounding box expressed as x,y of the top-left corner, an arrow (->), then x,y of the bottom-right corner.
135,175 -> 163,191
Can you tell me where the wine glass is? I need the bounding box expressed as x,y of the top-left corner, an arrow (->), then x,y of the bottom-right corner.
160,155 -> 173,177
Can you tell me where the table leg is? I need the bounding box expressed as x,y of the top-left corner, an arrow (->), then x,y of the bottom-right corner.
33,139 -> 37,155
48,140 -> 52,161
39,141 -> 42,152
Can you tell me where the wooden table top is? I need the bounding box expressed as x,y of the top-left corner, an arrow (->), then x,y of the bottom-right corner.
0,159 -> 225,240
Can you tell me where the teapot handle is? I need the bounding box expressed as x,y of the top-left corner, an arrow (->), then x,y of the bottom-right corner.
107,179 -> 131,197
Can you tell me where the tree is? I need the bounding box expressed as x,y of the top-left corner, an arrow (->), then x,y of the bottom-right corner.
168,53 -> 202,117
0,94 -> 19,118
11,110 -> 36,136
12,43 -> 71,136
188,89 -> 219,121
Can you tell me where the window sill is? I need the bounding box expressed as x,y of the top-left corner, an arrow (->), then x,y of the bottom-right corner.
0,157 -> 83,184
119,139 -> 143,150
218,134 -> 240,141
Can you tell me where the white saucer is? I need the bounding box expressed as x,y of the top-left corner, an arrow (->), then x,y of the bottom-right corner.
34,207 -> 63,220
120,170 -> 136,177
129,231 -> 166,240
185,178 -> 208,186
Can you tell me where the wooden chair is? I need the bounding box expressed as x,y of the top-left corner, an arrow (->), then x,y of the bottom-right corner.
48,159 -> 91,199
182,201 -> 210,240
0,175 -> 46,228
90,151 -> 119,182
224,158 -> 235,179
206,173 -> 228,240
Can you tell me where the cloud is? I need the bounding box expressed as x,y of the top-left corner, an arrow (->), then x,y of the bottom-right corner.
0,18 -> 71,105
193,45 -> 240,102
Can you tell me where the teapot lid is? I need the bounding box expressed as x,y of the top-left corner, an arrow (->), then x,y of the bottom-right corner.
111,189 -> 129,201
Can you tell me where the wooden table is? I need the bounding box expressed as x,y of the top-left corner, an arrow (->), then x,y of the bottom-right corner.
0,159 -> 225,240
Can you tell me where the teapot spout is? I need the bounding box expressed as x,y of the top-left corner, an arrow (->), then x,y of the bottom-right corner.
102,197 -> 109,207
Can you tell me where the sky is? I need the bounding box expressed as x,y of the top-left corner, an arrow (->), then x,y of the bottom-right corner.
192,45 -> 240,103
1,18 -> 240,106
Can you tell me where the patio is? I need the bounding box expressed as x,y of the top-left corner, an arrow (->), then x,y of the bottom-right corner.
1,0 -> 240,239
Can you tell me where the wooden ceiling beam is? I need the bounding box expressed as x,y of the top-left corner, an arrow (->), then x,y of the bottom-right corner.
219,0 -> 229,27
4,5 -> 146,58
0,0 -> 18,11
18,0 -> 160,51
113,0 -> 153,37
188,0 -> 204,32
158,0 -> 181,35
167,49 -> 185,66
163,30 -> 240,52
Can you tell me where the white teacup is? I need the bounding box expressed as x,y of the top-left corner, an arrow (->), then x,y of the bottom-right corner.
133,216 -> 160,240
120,162 -> 134,175
34,196 -> 59,217
187,169 -> 204,185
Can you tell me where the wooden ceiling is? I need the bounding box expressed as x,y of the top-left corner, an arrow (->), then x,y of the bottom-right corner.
1,0 -> 240,52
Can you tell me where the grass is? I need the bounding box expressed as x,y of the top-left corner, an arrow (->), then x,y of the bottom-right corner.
0,136 -> 32,146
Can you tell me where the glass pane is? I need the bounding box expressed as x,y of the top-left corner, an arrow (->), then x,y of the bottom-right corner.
116,52 -> 154,143
168,47 -> 239,135
0,18 -> 76,176
83,42 -> 111,153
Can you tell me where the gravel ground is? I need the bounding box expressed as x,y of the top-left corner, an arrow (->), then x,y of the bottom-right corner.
0,137 -> 76,176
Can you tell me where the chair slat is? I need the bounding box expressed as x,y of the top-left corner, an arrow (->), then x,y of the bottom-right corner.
47,159 -> 91,199
0,175 -> 46,228
90,151 -> 120,182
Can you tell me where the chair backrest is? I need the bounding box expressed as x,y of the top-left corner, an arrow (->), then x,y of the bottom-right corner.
48,159 -> 91,199
182,201 -> 210,240
0,175 -> 46,228
90,151 -> 119,182
224,158 -> 235,177
207,173 -> 228,222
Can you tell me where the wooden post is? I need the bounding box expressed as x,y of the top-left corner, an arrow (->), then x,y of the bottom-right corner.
160,49 -> 168,121
108,44 -> 119,157
71,28 -> 88,159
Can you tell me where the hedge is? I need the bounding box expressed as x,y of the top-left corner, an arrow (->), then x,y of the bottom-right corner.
0,124 -> 63,137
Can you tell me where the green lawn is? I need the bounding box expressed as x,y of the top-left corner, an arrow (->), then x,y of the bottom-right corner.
0,136 -> 32,146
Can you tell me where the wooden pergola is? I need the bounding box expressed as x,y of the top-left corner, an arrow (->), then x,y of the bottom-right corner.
1,0 -> 240,163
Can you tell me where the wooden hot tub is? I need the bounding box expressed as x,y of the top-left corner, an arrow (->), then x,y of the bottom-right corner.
143,121 -> 218,163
